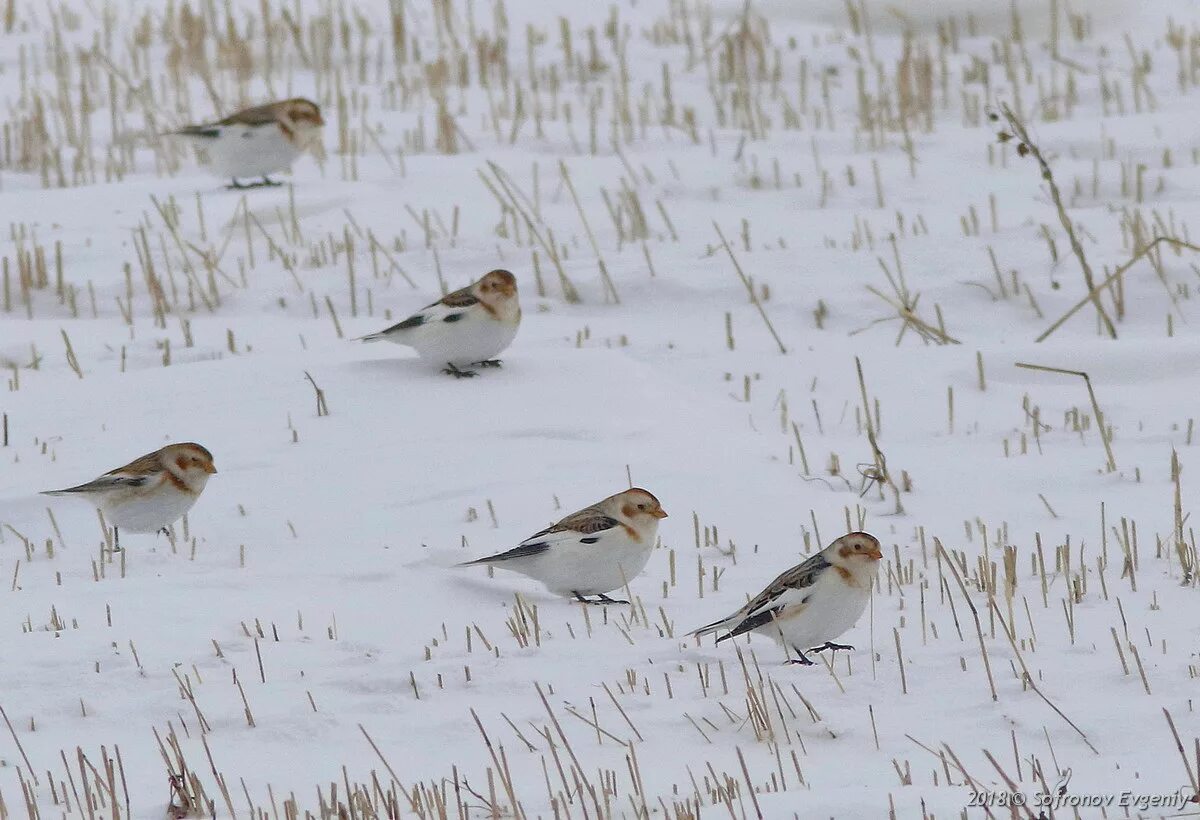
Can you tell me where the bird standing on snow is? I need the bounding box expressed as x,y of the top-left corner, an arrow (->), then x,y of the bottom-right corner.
459,488 -> 667,604
360,269 -> 521,378
42,443 -> 217,549
690,532 -> 882,665
171,98 -> 324,189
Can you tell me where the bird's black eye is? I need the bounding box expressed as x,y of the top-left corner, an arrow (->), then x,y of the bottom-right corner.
637,504 -> 646,510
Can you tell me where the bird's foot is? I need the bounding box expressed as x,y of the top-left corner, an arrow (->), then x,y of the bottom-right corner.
810,641 -> 855,653
573,592 -> 630,606
785,654 -> 816,666
442,364 -> 478,379
472,359 -> 503,368
158,527 -> 170,536
226,177 -> 282,190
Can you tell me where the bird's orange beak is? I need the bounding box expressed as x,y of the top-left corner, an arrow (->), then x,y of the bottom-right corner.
652,507 -> 668,519
866,546 -> 882,560
204,463 -> 218,475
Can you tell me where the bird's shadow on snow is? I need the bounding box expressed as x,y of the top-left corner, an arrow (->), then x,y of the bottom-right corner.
341,355 -> 523,383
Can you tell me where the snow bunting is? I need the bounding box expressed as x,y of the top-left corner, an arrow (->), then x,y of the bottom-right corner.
460,488 -> 667,603
690,532 -> 881,665
360,269 -> 521,378
42,443 -> 217,548
172,98 -> 324,188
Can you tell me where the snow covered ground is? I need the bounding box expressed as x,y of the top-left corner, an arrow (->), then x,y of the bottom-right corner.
2,0 -> 1200,816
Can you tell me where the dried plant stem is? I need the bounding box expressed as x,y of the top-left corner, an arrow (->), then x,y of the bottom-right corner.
0,704 -> 37,784
855,357 -> 904,514
713,222 -> 787,354
999,102 -> 1117,338
1037,236 -> 1200,342
934,538 -> 997,702
303,371 -> 330,417
1014,362 -> 1116,472
989,599 -> 1098,754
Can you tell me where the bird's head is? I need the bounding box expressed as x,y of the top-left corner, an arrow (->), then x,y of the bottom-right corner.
827,531 -> 883,570
475,269 -> 519,304
612,487 -> 668,537
163,442 -> 217,491
282,98 -> 324,129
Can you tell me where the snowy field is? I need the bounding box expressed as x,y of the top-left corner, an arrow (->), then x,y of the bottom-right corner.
2,0 -> 1200,816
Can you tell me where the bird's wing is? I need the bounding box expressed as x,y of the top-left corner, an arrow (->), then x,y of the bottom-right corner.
42,474 -> 150,496
434,285 -> 480,309
218,103 -> 281,126
360,287 -> 480,341
459,541 -> 550,566
105,450 -> 166,477
462,509 -> 621,567
43,449 -> 165,496
172,124 -> 222,139
691,552 -> 831,638
529,506 -> 621,539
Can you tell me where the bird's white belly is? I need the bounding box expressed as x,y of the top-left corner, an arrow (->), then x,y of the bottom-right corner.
97,482 -> 204,533
504,531 -> 654,597
406,315 -> 519,367
207,126 -> 300,179
766,580 -> 871,650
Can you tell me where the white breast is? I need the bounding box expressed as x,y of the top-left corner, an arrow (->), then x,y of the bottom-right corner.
205,125 -> 301,180
760,570 -> 873,651
405,312 -> 520,367
495,523 -> 657,597
97,475 -> 208,533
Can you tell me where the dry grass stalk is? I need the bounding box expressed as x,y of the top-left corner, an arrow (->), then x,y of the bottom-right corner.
303,371 -> 331,417
1037,235 -> 1200,341
1014,362 -> 1117,472
997,102 -> 1117,338
712,222 -> 786,354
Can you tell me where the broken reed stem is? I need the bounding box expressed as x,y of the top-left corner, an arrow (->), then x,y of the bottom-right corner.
999,102 -> 1117,339
989,599 -> 1099,754
483,161 -> 580,303
303,371 -> 330,417
60,329 -> 83,378
855,357 -> 904,514
559,160 -> 619,302
1037,236 -> 1200,342
713,222 -> 787,354
933,538 -> 997,702
1014,362 -> 1116,472
1163,709 -> 1200,797
0,703 -> 37,784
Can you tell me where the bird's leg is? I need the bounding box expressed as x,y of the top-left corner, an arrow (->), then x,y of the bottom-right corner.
471,359 -> 504,368
158,527 -> 170,536
442,363 -> 478,379
785,646 -> 816,666
810,641 -> 855,653
227,178 -> 246,189
260,176 -> 282,187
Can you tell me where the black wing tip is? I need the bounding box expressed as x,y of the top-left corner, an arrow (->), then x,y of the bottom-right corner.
172,126 -> 221,138
460,542 -> 549,566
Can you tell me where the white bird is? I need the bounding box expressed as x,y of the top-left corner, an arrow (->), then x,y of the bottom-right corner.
360,269 -> 521,378
690,532 -> 882,665
171,98 -> 324,189
42,443 -> 217,549
460,488 -> 667,603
